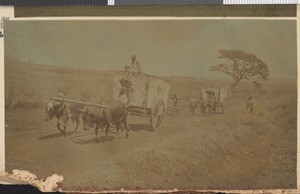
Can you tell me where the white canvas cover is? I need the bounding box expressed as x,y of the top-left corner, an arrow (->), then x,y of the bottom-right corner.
113,72 -> 148,108
113,72 -> 170,109
147,77 -> 170,109
201,87 -> 227,104
219,88 -> 228,104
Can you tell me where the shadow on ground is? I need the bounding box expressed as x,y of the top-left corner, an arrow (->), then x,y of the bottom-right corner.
129,123 -> 153,132
38,131 -> 74,140
72,135 -> 116,145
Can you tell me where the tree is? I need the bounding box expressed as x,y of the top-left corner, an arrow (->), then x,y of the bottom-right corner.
209,50 -> 270,88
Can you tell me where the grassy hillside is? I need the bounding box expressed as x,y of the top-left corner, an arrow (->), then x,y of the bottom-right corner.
5,58 -> 296,110
5,59 -> 114,108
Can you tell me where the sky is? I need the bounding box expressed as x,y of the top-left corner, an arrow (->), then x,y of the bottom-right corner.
4,19 -> 297,80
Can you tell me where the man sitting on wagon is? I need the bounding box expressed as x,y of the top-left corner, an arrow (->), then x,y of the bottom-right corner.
120,55 -> 142,88
125,55 -> 142,80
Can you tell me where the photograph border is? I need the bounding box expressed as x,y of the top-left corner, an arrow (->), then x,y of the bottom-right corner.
0,5 -> 299,193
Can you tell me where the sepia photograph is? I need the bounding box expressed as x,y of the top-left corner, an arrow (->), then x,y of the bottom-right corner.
4,19 -> 297,191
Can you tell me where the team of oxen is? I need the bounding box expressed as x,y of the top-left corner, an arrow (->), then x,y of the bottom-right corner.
42,97 -> 130,141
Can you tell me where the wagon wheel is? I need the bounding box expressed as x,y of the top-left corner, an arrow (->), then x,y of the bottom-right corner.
151,100 -> 165,131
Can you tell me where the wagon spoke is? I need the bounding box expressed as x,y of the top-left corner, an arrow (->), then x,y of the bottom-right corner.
155,122 -> 159,129
156,117 -> 162,128
152,115 -> 158,125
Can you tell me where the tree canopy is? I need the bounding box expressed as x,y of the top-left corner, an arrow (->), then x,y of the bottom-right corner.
209,50 -> 270,88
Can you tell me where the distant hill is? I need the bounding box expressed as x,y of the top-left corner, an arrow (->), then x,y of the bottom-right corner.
4,58 -> 296,109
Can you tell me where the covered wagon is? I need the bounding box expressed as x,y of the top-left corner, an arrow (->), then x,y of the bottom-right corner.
199,86 -> 228,114
112,71 -> 171,131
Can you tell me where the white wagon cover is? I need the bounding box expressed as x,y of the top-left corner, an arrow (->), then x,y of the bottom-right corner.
112,71 -> 170,109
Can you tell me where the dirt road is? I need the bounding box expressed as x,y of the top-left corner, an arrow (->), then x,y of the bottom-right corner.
5,91 -> 296,191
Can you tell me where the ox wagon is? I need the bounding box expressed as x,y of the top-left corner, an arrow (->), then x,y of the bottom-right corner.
48,71 -> 170,132
199,86 -> 228,114
113,71 -> 171,131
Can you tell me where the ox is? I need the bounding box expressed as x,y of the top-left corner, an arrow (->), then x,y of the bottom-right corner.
80,100 -> 130,141
42,97 -> 82,137
188,98 -> 199,116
